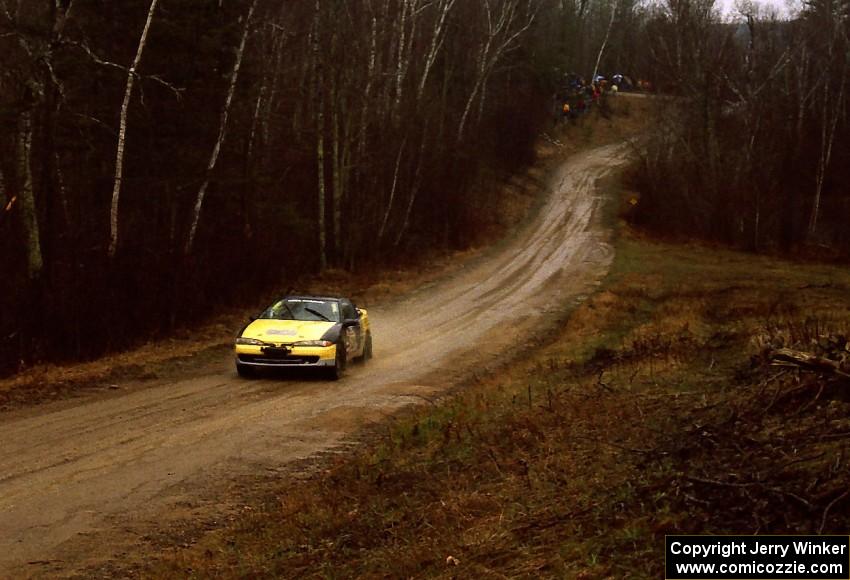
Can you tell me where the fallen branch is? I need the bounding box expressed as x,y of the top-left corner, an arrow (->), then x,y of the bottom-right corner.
819,490 -> 849,534
770,348 -> 850,379
685,475 -> 814,509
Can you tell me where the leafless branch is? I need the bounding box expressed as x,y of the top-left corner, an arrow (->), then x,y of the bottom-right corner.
69,40 -> 183,98
819,490 -> 849,534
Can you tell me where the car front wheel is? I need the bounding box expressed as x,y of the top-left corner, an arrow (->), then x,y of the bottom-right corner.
328,341 -> 346,380
236,362 -> 255,379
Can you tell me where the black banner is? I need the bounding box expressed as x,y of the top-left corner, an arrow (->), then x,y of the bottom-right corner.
666,535 -> 850,579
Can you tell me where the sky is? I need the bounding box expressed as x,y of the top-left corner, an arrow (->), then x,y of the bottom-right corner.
716,0 -> 804,18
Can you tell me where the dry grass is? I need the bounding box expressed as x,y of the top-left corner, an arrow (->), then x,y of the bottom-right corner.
141,168 -> 850,578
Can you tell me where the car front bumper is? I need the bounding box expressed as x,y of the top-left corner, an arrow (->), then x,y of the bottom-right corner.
234,344 -> 337,368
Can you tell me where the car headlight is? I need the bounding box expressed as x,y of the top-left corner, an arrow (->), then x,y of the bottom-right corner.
236,337 -> 266,345
293,340 -> 333,347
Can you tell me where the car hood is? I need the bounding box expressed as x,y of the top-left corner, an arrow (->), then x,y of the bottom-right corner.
241,319 -> 336,344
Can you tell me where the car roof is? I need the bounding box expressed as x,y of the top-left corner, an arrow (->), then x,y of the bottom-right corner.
281,294 -> 348,302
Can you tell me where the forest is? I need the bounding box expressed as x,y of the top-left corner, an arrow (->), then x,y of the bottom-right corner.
630,0 -> 850,253
1,0 -> 848,376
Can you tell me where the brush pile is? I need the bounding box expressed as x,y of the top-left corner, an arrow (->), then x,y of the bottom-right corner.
754,327 -> 850,381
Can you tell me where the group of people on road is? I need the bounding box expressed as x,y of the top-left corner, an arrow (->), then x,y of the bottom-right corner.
556,81 -> 604,124
553,71 -> 650,125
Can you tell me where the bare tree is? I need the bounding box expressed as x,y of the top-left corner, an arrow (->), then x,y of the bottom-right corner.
807,1 -> 848,238
358,3 -> 379,159
185,0 -> 258,254
15,110 -> 43,279
108,0 -> 160,258
314,0 -> 328,270
417,0 -> 457,103
457,0 -> 537,143
377,136 -> 406,242
591,0 -> 618,81
0,0 -> 78,274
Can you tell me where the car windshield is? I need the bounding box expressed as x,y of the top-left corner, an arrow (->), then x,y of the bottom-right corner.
260,298 -> 340,322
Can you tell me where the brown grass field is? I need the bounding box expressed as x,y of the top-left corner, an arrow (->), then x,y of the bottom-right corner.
134,101 -> 850,579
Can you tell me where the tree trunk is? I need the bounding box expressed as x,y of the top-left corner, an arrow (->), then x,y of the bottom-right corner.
244,88 -> 264,239
591,0 -> 618,82
332,74 -> 342,262
457,75 -> 483,143
456,0 -> 534,143
185,0 -> 257,254
0,167 -> 6,206
262,24 -> 286,167
359,9 -> 378,158
315,0 -> 327,271
393,0 -> 411,123
54,150 -> 69,228
108,0 -> 160,258
808,67 -> 845,239
416,0 -> 455,103
341,115 -> 352,248
16,110 -> 43,280
394,127 -> 427,246
378,137 -> 406,242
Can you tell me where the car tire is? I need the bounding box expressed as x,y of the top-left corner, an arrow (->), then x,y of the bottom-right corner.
236,362 -> 255,379
328,340 -> 347,380
355,332 -> 373,363
363,332 -> 373,361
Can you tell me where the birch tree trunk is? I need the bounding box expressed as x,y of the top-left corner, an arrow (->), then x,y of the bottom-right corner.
457,39 -> 491,142
244,88 -> 264,238
379,0 -> 396,126
392,0 -> 410,122
391,0 -> 457,248
359,8 -> 379,158
416,0 -> 456,103
456,0 -> 535,143
331,73 -> 342,261
808,35 -> 847,238
394,128 -> 427,246
261,30 -> 285,158
185,0 -> 257,254
314,0 -> 328,270
340,117 -> 353,268
54,150 -> 70,228
591,0 -> 618,82
247,88 -> 265,169
16,110 -> 43,279
377,137 -> 406,241
108,0 -> 160,258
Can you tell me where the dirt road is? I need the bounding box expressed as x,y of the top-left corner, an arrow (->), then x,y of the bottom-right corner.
0,142 -> 631,577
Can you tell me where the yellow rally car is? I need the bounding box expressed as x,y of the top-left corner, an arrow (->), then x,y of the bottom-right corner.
235,295 -> 372,380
